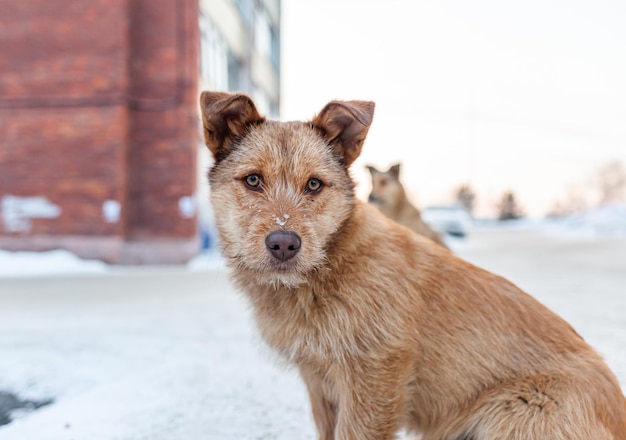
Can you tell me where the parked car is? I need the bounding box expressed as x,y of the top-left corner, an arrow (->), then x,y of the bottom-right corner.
421,204 -> 472,238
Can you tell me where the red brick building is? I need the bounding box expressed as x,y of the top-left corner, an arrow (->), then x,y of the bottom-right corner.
0,0 -> 200,264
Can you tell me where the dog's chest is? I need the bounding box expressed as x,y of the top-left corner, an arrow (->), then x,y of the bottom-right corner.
252,285 -> 354,365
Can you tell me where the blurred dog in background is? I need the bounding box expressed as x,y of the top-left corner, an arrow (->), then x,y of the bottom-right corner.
367,164 -> 448,249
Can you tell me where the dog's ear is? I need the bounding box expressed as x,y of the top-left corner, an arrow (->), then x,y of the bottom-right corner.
388,163 -> 401,180
199,91 -> 265,161
312,100 -> 375,167
366,165 -> 379,176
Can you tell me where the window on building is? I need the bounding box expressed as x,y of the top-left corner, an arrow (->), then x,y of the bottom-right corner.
270,25 -> 280,70
252,88 -> 271,116
268,100 -> 279,119
254,8 -> 279,72
254,9 -> 272,59
233,0 -> 253,24
227,52 -> 243,91
199,14 -> 228,90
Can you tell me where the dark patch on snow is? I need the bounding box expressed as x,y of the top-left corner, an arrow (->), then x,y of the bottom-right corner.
0,391 -> 54,427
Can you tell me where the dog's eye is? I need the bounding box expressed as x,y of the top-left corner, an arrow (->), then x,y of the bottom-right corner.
305,178 -> 323,193
244,174 -> 262,190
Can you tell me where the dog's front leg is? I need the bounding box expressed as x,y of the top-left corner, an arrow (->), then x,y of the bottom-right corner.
333,360 -> 406,440
300,366 -> 337,440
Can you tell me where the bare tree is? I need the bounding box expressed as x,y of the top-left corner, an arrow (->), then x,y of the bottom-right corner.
497,191 -> 524,221
594,160 -> 626,204
455,184 -> 476,217
546,188 -> 588,218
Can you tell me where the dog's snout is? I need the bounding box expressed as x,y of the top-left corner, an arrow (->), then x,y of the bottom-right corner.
265,231 -> 301,262
368,193 -> 377,203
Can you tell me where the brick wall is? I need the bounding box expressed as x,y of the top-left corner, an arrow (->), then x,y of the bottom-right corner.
0,0 -> 200,264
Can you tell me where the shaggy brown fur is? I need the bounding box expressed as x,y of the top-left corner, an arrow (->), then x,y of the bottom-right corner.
200,91 -> 626,440
367,164 -> 448,249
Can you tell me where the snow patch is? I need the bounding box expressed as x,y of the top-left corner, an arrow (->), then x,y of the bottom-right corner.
1,195 -> 61,233
101,200 -> 120,223
544,203 -> 626,239
472,204 -> 626,240
0,250 -> 107,278
186,250 -> 227,272
178,195 -> 197,218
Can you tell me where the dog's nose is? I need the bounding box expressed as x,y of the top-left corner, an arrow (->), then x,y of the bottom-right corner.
265,231 -> 301,261
368,193 -> 377,203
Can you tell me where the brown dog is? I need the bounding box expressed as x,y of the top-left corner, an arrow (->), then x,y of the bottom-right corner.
367,164 -> 448,249
200,91 -> 626,440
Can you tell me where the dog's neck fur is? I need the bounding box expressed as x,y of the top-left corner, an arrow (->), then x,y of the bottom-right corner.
389,189 -> 423,220
378,187 -> 423,226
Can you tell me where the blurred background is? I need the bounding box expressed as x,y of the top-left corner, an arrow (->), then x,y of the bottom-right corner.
282,0 -> 626,220
1,0 -> 624,264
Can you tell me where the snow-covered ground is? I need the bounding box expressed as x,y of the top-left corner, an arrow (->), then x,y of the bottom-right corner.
544,203 -> 626,239
0,250 -> 107,279
0,206 -> 624,439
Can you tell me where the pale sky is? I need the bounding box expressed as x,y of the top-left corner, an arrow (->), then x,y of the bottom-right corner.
280,0 -> 626,217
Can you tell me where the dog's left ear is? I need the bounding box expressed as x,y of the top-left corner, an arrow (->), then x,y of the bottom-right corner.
312,100 -> 375,167
388,163 -> 401,180
199,91 -> 265,161
366,165 -> 379,176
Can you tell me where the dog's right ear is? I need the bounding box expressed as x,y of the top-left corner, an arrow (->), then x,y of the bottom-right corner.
312,100 -> 375,167
199,91 -> 265,161
388,163 -> 401,180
